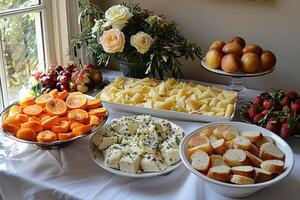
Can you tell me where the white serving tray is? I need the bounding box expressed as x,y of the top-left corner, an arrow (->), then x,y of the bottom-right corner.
97,78 -> 237,122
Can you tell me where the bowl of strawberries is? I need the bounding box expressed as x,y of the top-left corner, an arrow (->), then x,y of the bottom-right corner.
240,90 -> 300,138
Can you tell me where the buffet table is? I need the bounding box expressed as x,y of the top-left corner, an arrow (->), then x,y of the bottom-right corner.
0,77 -> 299,200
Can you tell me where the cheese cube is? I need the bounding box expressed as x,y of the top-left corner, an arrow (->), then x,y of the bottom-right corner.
104,144 -> 122,169
161,146 -> 180,166
141,153 -> 167,172
98,137 -> 117,150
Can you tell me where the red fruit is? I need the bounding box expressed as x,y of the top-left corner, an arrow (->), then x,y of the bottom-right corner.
59,75 -> 68,84
93,72 -> 102,84
85,64 -> 94,69
253,113 -> 264,124
32,70 -> 42,80
280,123 -> 295,138
263,100 -> 274,110
280,117 -> 287,124
253,96 -> 263,105
261,110 -> 269,116
287,91 -> 298,100
291,101 -> 300,113
248,107 -> 257,119
280,96 -> 290,107
266,120 -> 280,134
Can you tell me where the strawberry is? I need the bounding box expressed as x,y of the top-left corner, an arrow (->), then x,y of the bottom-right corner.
248,107 -> 257,119
265,119 -> 280,134
253,113 -> 264,124
261,109 -> 269,116
287,91 -> 298,100
253,96 -> 263,106
280,117 -> 287,124
280,96 -> 290,107
263,100 -> 274,110
291,100 -> 300,113
280,123 -> 295,138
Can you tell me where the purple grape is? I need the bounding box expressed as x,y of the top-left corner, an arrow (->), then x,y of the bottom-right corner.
58,71 -> 64,75
60,83 -> 69,91
41,87 -> 47,94
45,88 -> 51,93
41,76 -> 51,85
59,75 -> 68,84
66,64 -> 74,72
56,65 -> 64,72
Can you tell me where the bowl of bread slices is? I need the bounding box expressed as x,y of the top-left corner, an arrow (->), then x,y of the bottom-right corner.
179,122 -> 294,198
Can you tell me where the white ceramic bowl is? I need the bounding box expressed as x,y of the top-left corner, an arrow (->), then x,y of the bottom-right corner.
179,122 -> 294,198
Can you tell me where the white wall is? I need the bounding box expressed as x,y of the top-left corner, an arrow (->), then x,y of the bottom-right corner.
92,0 -> 300,92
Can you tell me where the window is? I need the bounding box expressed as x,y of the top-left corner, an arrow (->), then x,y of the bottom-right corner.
0,0 -> 52,111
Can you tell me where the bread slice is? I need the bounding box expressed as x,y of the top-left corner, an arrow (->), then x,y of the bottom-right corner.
225,141 -> 234,149
207,165 -> 231,182
191,150 -> 210,171
223,149 -> 247,167
259,142 -> 285,161
188,136 -> 213,155
233,136 -> 251,150
241,130 -> 263,143
248,143 -> 260,157
222,127 -> 240,141
254,167 -> 273,182
260,160 -> 285,174
245,151 -> 263,167
209,134 -> 218,144
255,136 -> 275,148
213,125 -> 229,139
189,135 -> 209,148
231,174 -> 254,185
232,166 -> 254,178
199,128 -> 213,137
211,139 -> 228,155
210,154 -> 226,167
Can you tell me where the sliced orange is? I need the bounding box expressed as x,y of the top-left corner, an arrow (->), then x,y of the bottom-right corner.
45,98 -> 67,116
89,115 -> 101,126
36,130 -> 57,142
8,105 -> 23,116
72,124 -> 91,136
51,121 -> 69,133
88,107 -> 107,117
29,116 -> 41,123
16,114 -> 29,123
41,115 -> 60,129
40,115 -> 51,123
16,128 -> 36,141
58,90 -> 68,100
70,122 -> 84,130
19,97 -> 35,106
2,122 -> 20,135
67,109 -> 89,123
35,93 -> 53,107
66,94 -> 87,109
37,113 -> 49,120
21,121 -> 43,133
4,116 -> 21,128
49,89 -> 59,98
58,132 -> 75,141
86,99 -> 101,109
23,104 -> 43,116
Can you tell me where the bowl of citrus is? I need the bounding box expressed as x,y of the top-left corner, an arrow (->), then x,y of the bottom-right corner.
0,89 -> 108,149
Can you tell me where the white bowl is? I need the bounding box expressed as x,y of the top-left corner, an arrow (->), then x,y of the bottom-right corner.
179,122 -> 294,198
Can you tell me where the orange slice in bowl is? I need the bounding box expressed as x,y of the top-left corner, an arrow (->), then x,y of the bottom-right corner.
88,107 -> 107,117
23,104 -> 43,116
16,128 -> 36,141
21,121 -> 43,133
8,105 -> 24,117
67,109 -> 89,123
41,115 -> 60,129
19,97 -> 35,106
49,89 -> 59,98
46,98 -> 67,116
86,99 -> 101,109
66,94 -> 87,109
51,121 -> 69,133
37,130 -> 57,142
57,90 -> 69,100
58,132 -> 75,141
72,124 -> 91,136
35,93 -> 53,107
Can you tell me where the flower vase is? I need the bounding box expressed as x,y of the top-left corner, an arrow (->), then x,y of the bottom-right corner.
118,60 -> 148,79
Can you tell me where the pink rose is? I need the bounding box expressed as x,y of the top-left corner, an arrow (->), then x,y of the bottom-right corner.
99,28 -> 125,53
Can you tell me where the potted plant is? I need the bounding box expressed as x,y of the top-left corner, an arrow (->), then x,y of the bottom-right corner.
72,2 -> 202,79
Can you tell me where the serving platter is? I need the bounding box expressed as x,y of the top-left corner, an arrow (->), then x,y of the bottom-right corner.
0,95 -> 108,149
201,60 -> 275,78
89,117 -> 184,178
96,77 -> 237,122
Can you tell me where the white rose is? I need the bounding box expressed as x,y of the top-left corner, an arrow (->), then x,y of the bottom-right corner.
102,5 -> 133,30
91,19 -> 101,38
99,28 -> 125,53
130,32 -> 153,54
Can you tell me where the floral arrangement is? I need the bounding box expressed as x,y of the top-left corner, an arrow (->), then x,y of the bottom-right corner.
72,3 -> 201,79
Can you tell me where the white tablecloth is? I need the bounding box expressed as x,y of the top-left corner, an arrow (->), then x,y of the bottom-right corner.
1,89 -> 300,200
